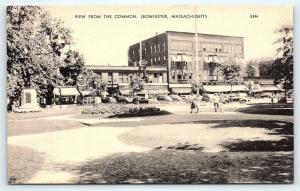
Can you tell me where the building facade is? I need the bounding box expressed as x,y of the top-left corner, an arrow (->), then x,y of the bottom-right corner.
86,65 -> 168,97
128,31 -> 245,94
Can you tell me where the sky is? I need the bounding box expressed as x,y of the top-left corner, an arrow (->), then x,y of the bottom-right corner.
44,5 -> 293,66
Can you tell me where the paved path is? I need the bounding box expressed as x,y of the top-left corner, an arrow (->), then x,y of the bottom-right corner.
8,126 -> 148,184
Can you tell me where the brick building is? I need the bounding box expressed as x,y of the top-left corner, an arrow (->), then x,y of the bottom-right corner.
128,31 -> 246,94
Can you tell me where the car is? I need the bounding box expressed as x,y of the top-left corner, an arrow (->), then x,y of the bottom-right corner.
156,95 -> 173,102
169,94 -> 183,101
228,95 -> 250,103
220,96 -> 230,104
116,95 -> 133,103
132,96 -> 149,104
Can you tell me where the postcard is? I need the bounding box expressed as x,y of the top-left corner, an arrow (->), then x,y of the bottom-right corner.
7,5 -> 293,184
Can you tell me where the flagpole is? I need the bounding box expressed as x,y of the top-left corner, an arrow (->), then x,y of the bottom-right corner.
194,5 -> 199,96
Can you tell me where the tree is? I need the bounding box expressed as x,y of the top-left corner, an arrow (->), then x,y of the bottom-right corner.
7,6 -> 74,107
59,50 -> 85,86
246,61 -> 259,78
272,25 -> 293,94
77,69 -> 106,97
220,60 -> 241,99
130,77 -> 145,96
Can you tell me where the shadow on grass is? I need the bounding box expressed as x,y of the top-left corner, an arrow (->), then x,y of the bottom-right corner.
73,150 -> 293,184
237,103 -> 293,116
174,119 -> 293,152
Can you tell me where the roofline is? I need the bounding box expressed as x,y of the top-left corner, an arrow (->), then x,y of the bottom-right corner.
166,31 -> 244,38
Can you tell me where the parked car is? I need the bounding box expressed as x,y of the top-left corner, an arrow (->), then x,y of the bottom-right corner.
228,94 -> 250,103
156,95 -> 173,102
169,94 -> 183,101
220,95 -> 230,104
116,95 -> 133,103
132,96 -> 149,104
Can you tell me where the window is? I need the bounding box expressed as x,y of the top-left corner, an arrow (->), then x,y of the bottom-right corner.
203,48 -> 206,51
219,48 -> 222,52
154,45 -> 156,52
132,50 -> 135,56
119,73 -> 123,82
150,58 -> 153,64
158,56 -> 160,61
123,73 -> 128,83
215,48 -> 218,52
158,44 -> 160,52
150,45 -> 152,53
154,73 -> 158,78
154,57 -> 156,62
163,55 -> 166,61
163,43 -> 166,51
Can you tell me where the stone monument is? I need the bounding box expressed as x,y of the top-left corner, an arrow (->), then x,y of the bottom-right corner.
15,88 -> 41,112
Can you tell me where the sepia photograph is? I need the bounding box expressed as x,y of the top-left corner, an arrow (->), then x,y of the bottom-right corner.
6,5 -> 293,184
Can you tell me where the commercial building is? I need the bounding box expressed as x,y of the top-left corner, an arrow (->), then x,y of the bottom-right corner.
128,31 -> 246,94
86,65 -> 169,97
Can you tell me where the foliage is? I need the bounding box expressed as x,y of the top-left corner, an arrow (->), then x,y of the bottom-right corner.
6,6 -> 73,106
220,59 -> 241,85
60,50 -> 85,86
259,62 -> 274,79
130,77 -> 145,95
246,61 -> 259,78
272,25 -> 293,93
77,69 -> 106,96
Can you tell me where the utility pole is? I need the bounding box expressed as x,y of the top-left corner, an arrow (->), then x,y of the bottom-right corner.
194,5 -> 199,96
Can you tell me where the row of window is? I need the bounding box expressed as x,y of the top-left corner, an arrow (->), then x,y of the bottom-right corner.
150,55 -> 166,64
150,43 -> 166,53
132,43 -> 166,56
169,41 -> 243,54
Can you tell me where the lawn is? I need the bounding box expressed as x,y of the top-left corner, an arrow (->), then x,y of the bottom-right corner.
8,145 -> 45,184
77,150 -> 293,184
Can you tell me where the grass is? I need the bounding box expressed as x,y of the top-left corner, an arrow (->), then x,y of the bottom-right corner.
77,150 -> 293,184
237,103 -> 293,116
7,145 -> 45,184
7,119 -> 85,136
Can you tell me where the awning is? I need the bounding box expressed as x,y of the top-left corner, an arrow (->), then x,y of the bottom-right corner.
203,85 -> 248,93
171,55 -> 181,62
171,87 -> 192,94
261,86 -> 282,92
182,55 -> 192,62
53,87 -> 80,96
213,57 -> 220,63
141,89 -> 169,95
251,85 -> 263,92
80,90 -> 93,96
202,56 -> 210,63
119,89 -> 132,95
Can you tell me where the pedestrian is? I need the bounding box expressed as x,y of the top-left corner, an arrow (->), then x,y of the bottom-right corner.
213,93 -> 220,112
190,98 -> 196,113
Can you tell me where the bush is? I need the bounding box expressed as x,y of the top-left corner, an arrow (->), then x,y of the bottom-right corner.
81,104 -> 164,118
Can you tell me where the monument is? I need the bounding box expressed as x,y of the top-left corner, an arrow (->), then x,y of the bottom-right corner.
15,88 -> 41,112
